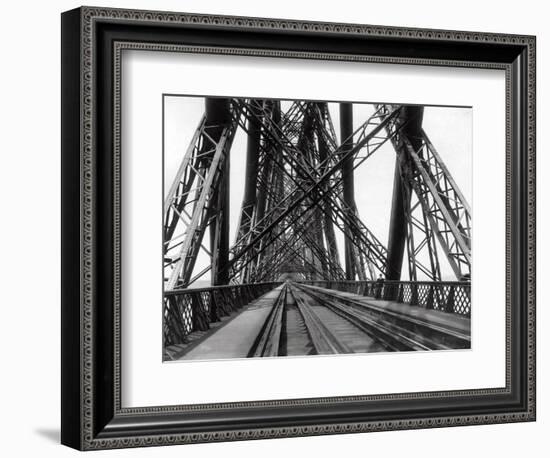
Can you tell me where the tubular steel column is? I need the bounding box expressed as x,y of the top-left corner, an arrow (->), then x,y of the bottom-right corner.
241,99 -> 262,230
340,103 -> 356,280
385,106 -> 424,281
318,130 -> 341,266
298,104 -> 325,279
385,162 -> 409,280
207,98 -> 232,286
239,100 -> 263,282
255,101 -> 279,227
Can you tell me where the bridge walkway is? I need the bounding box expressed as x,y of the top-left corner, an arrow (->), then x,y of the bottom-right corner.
167,282 -> 470,361
165,284 -> 285,361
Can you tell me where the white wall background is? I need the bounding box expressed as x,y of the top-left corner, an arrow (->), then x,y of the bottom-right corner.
0,0 -> 545,456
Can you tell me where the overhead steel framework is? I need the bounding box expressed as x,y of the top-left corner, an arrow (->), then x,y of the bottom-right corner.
163,98 -> 472,290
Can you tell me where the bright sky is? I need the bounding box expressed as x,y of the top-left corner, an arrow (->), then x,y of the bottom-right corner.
164,96 -> 472,283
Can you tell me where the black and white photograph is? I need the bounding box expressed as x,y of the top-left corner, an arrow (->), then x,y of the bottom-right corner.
162,96 -> 472,362
0,0 -> 544,453
52,2 -> 538,453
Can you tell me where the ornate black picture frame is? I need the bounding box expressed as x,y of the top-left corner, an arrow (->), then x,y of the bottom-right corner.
61,6 -> 536,450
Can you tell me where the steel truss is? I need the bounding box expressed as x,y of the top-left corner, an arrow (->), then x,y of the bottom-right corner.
164,98 -> 472,290
380,105 -> 472,281
163,102 -> 238,289
225,100 -> 403,283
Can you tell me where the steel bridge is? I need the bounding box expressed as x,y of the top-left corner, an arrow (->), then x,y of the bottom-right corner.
163,98 -> 472,360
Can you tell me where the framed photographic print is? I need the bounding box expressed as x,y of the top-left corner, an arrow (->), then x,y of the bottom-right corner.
61,6 -> 536,450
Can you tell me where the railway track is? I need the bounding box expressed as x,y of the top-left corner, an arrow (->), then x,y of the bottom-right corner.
250,282 -> 470,357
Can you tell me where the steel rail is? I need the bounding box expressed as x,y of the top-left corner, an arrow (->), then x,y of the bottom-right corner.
249,285 -> 287,357
295,283 -> 470,349
287,286 -> 352,354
